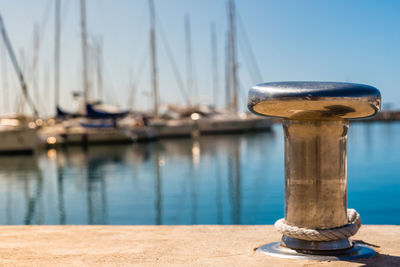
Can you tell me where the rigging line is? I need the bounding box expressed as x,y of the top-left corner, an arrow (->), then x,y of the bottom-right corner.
127,68 -> 135,109
235,20 -> 258,83
0,15 -> 39,117
128,46 -> 148,109
238,35 -> 259,84
237,37 -> 260,85
19,50 -> 27,114
210,21 -> 218,107
86,37 -> 100,101
184,14 -> 198,103
238,79 -> 250,110
128,4 -> 149,109
237,14 -> 263,82
1,40 -> 10,113
26,0 -> 53,115
185,14 -> 193,102
129,2 -> 147,68
96,38 -> 103,101
60,0 -> 70,31
53,0 -> 70,110
31,0 -> 52,74
38,64 -> 50,116
155,14 -> 190,106
101,62 -> 119,107
237,36 -> 259,84
31,24 -> 44,115
14,90 -> 22,115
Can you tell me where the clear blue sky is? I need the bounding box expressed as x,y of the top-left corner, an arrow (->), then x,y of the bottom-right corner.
1,0 -> 400,116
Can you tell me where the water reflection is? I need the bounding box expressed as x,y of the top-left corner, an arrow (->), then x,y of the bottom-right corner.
0,123 -> 398,225
0,131 -> 280,225
0,156 -> 43,224
227,142 -> 241,224
57,161 -> 65,224
154,149 -> 162,225
85,149 -> 109,225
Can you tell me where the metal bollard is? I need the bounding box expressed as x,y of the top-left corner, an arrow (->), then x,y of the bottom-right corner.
248,82 -> 381,260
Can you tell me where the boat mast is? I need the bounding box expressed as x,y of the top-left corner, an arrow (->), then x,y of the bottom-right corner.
80,0 -> 89,105
0,15 -> 39,117
54,0 -> 61,110
228,0 -> 238,113
210,21 -> 218,108
96,38 -> 103,101
32,24 -> 40,112
224,31 -> 231,109
149,0 -> 159,117
185,14 -> 195,105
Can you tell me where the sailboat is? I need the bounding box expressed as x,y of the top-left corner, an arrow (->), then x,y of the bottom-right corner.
194,0 -> 271,134
144,0 -> 195,138
0,15 -> 39,154
0,116 -> 37,154
39,0 -> 153,146
163,2 -> 271,135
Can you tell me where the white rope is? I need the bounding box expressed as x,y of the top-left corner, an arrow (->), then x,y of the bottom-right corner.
274,209 -> 361,242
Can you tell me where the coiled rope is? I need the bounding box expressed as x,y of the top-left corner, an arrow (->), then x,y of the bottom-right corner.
274,209 -> 361,241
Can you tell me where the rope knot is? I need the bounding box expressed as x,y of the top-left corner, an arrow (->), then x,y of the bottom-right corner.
274,209 -> 361,241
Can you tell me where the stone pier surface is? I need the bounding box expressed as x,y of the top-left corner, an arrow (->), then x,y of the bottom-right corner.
0,225 -> 398,266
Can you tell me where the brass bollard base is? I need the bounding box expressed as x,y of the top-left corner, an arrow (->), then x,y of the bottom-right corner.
257,242 -> 375,261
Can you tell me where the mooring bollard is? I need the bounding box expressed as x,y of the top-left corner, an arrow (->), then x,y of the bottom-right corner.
248,82 -> 381,260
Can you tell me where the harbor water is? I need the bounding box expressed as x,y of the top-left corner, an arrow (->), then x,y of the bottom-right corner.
0,122 -> 399,225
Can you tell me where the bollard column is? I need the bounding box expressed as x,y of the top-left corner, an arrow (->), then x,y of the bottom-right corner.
284,120 -> 348,229
248,82 -> 381,260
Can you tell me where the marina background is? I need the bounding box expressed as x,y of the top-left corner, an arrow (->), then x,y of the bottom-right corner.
1,0 -> 400,115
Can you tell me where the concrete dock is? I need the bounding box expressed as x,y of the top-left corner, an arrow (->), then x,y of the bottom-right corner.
0,225 -> 398,266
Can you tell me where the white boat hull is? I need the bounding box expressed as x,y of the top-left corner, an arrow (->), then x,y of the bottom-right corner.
39,124 -> 154,146
196,116 -> 271,134
151,120 -> 194,138
0,128 -> 37,153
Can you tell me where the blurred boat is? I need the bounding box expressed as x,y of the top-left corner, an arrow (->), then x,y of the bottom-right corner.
150,118 -> 194,138
45,1 -> 143,147
0,16 -> 40,154
0,116 -> 38,154
165,104 -> 272,135
85,103 -> 129,119
196,112 -> 271,134
39,115 -> 154,146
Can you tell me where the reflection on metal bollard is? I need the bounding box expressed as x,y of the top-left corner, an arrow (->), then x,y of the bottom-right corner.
248,82 -> 381,260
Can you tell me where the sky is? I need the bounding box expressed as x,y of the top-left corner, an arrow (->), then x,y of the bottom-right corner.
0,0 -> 400,116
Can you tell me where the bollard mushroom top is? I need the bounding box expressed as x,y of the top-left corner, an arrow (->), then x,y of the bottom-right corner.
248,82 -> 381,120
